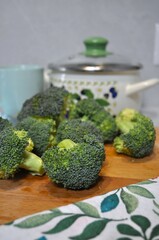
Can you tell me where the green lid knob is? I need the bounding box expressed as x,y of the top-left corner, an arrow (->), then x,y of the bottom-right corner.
83,37 -> 109,57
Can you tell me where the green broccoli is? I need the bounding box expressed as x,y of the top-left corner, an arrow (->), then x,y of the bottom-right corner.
0,117 -> 12,131
16,116 -> 57,156
55,118 -> 104,144
115,108 -> 143,133
17,85 -> 75,125
42,137 -> 105,189
113,108 -> 156,158
0,126 -> 45,179
70,98 -> 103,119
91,110 -> 118,143
69,98 -> 118,142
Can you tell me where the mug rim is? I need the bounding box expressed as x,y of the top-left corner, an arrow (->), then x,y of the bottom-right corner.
0,64 -> 43,71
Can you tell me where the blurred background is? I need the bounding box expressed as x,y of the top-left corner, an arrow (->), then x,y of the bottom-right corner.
1,0 -> 159,123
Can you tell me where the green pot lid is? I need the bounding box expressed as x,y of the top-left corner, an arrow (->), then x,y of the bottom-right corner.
48,37 -> 142,73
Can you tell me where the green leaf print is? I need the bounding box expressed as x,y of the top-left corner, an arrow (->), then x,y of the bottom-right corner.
5,221 -> 14,225
153,200 -> 159,216
95,98 -> 109,107
131,215 -> 151,233
43,214 -> 83,234
137,180 -> 157,185
126,186 -> 155,199
118,215 -> 159,240
75,202 -> 100,218
14,209 -> 63,228
81,89 -> 94,99
69,219 -> 111,240
120,189 -> 138,213
153,210 -> 159,216
153,200 -> 159,209
150,224 -> 159,240
101,193 -> 119,212
117,238 -> 132,240
117,224 -> 142,237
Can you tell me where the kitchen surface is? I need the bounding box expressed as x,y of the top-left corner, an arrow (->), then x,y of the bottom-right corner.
0,1 -> 159,239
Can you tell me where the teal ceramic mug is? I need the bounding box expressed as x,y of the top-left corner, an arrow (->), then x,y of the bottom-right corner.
0,65 -> 44,122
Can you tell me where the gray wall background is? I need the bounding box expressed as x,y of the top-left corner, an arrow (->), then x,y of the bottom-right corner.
1,0 -> 159,119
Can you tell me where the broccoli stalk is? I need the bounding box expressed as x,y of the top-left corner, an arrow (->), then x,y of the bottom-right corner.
20,151 -> 45,176
58,139 -> 77,149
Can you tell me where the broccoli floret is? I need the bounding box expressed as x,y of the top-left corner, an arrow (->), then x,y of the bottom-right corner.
42,138 -> 105,189
69,98 -> 118,143
70,98 -> 103,119
115,108 -> 143,133
91,110 -> 118,143
0,117 -> 12,131
0,126 -> 45,179
56,118 -> 104,144
16,116 -> 57,156
17,85 -> 75,125
113,108 -> 156,158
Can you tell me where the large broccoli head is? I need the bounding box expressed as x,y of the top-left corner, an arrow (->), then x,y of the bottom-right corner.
42,138 -> 105,189
113,108 -> 156,158
16,116 -> 57,156
55,118 -> 104,144
17,85 -> 75,125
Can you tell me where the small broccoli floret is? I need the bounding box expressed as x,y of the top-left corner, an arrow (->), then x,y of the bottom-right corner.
113,108 -> 156,158
42,138 -> 105,189
0,117 -> 12,131
17,85 -> 75,125
70,98 -> 103,119
0,126 -> 45,179
69,98 -> 118,143
91,110 -> 118,143
56,118 -> 104,144
16,116 -> 57,156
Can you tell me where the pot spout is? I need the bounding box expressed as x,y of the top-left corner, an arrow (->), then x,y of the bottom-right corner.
126,78 -> 159,96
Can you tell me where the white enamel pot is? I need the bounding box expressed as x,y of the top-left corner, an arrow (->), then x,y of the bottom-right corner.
44,37 -> 159,115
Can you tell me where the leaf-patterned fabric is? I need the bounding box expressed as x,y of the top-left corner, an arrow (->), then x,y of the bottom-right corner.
0,177 -> 159,240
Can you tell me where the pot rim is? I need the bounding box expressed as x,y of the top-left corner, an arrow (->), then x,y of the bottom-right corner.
48,63 -> 142,73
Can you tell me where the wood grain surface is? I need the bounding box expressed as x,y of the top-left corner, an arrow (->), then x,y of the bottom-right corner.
0,129 -> 159,225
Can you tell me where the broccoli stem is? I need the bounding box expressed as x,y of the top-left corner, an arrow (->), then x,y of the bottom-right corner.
20,151 -> 45,176
57,139 -> 77,150
116,121 -> 134,133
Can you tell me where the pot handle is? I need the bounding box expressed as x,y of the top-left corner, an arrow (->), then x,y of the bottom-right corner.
126,78 -> 159,96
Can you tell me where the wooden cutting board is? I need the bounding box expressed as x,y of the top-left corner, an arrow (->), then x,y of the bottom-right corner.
0,129 -> 159,224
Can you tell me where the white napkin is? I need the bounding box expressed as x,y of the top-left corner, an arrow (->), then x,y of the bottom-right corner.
0,177 -> 159,240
